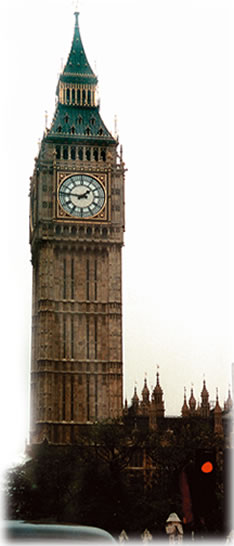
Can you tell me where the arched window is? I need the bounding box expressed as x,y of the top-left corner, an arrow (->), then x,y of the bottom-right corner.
101,148 -> 106,161
55,145 -> 61,159
66,88 -> 70,104
71,146 -> 76,160
87,90 -> 91,105
82,89 -> 86,104
57,126 -> 62,133
98,128 -> 103,136
85,127 -> 91,136
71,126 -> 75,134
78,147 -> 83,160
93,148 -> 98,161
63,146 -> 68,160
86,148 -> 91,161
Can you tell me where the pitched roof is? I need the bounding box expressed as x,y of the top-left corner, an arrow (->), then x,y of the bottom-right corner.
60,12 -> 97,85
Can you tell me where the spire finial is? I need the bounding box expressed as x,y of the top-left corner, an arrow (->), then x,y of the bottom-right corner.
73,0 -> 80,11
74,10 -> 79,26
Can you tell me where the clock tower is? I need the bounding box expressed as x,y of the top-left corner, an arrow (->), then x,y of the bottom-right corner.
29,12 -> 125,444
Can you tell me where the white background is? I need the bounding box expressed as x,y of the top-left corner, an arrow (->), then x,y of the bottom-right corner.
1,0 -> 234,468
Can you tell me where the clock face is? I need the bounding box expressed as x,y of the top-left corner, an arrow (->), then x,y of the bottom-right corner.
58,174 -> 105,218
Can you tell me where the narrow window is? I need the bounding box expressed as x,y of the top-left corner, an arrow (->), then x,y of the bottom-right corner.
94,316 -> 98,360
85,127 -> 91,136
94,259 -> 97,300
56,145 -> 61,159
65,114 -> 69,123
82,89 -> 86,104
71,146 -> 76,160
63,146 -> 68,160
86,148 -> 91,161
86,316 -> 90,359
101,148 -> 106,161
98,128 -> 103,136
90,117 -> 95,126
93,148 -> 98,161
72,88 -> 75,104
66,89 -> 70,104
63,258 -> 66,299
62,375 -> 66,420
63,316 -> 66,359
71,258 -> 74,299
88,90 -> 91,105
71,127 -> 75,135
86,259 -> 90,300
71,375 -> 74,420
78,147 -> 83,160
71,315 -> 74,359
78,115 -> 82,125
57,126 -> 62,133
77,89 -> 81,105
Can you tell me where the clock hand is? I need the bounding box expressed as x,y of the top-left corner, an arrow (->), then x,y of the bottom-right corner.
60,190 -> 90,199
77,190 -> 90,200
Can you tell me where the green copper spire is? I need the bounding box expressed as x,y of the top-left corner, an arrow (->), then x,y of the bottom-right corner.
46,11 -> 115,144
60,12 -> 97,85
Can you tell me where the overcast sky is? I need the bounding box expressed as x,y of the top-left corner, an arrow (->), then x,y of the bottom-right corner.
1,0 -> 234,467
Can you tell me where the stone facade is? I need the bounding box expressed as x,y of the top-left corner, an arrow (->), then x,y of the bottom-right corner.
29,13 -> 125,444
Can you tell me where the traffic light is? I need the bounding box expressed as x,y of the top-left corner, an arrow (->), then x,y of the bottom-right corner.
193,449 -> 216,529
180,449 -> 217,534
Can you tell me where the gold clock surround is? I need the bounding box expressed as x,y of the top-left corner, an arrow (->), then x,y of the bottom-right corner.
56,171 -> 109,222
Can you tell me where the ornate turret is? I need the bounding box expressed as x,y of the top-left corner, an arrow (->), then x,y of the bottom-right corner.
152,372 -> 165,418
142,378 -> 150,404
181,388 -> 190,417
200,380 -> 210,418
224,388 -> 233,412
214,389 -> 223,436
140,377 -> 150,416
188,387 -> 196,414
132,386 -> 139,412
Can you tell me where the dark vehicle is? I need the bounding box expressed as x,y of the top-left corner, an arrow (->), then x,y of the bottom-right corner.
4,520 -> 115,542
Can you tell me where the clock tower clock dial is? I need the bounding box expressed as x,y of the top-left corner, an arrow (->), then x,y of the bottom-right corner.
58,174 -> 106,218
29,11 -> 125,445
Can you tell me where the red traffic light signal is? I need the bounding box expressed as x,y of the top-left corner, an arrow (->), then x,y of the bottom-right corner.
201,461 -> 213,474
